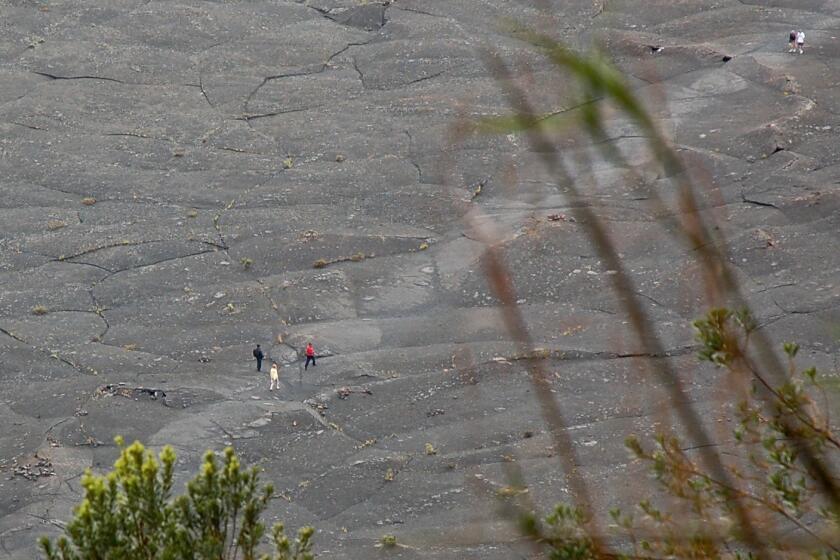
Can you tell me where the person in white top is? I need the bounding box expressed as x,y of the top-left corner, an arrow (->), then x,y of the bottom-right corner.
269,362 -> 279,391
796,31 -> 806,54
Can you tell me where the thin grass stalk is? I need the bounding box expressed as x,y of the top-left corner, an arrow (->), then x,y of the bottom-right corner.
514,17 -> 840,520
580,104 -> 763,475
540,35 -> 840,509
442,103 -> 610,554
474,227 -> 612,557
576,76 -> 840,518
480,49 -> 771,559
451,345 -> 498,551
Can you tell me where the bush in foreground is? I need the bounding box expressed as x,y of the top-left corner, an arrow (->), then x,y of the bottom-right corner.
40,438 -> 314,560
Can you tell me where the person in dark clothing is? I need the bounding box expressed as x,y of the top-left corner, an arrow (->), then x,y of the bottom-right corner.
253,344 -> 264,372
305,342 -> 316,370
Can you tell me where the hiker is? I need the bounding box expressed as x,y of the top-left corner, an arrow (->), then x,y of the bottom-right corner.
796,30 -> 806,54
269,362 -> 279,391
305,342 -> 316,370
253,344 -> 264,372
788,30 -> 796,52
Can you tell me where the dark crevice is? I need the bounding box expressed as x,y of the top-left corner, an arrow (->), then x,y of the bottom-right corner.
243,67 -> 325,114
31,71 -> 124,84
326,40 -> 376,67
389,6 -> 446,19
629,72 -> 655,85
535,97 -> 603,125
197,74 -> 215,109
198,239 -> 229,251
754,282 -> 796,294
395,68 -> 447,89
0,326 -> 97,375
88,289 -> 111,340
485,345 -> 697,367
243,39 -> 374,114
403,130 -> 423,182
59,239 -> 166,262
0,326 -> 27,344
68,261 -> 114,274
593,134 -> 650,146
96,249 -> 218,277
351,57 -> 365,86
29,180 -> 89,198
238,105 -> 323,122
104,131 -> 173,143
10,122 -> 48,131
210,202 -> 236,265
212,145 -> 266,155
13,252 -> 114,276
741,192 -> 781,211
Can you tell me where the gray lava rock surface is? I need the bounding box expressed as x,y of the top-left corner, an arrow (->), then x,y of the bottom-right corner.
1,0 -> 840,558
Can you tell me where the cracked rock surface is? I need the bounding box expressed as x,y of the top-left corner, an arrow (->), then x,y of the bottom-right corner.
1,0 -> 840,558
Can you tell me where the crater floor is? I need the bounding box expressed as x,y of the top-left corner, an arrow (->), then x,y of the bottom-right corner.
1,1 -> 840,558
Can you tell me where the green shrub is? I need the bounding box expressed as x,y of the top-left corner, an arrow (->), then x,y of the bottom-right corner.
378,534 -> 397,548
40,438 -> 314,560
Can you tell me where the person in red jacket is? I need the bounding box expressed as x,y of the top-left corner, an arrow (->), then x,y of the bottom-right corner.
305,342 -> 316,370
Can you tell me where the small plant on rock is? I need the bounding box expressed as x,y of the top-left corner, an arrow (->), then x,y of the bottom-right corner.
378,534 -> 397,549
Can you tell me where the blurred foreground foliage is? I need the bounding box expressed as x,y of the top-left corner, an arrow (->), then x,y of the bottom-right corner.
480,19 -> 839,560
40,439 -> 314,560
500,309 -> 840,560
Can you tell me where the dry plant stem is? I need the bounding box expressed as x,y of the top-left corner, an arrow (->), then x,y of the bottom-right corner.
583,119 -> 758,478
481,50 -> 770,559
466,474 -> 660,560
499,460 -> 553,557
449,101 -> 587,554
478,236 -> 610,557
530,27 -> 796,395
661,443 -> 840,553
451,346 -> 493,550
610,69 -> 840,507
569,141 -> 679,432
740,356 -> 840,450
582,93 -> 840,508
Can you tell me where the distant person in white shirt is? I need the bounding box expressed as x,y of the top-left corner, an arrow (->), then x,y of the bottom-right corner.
796,31 -> 806,54
269,362 -> 280,391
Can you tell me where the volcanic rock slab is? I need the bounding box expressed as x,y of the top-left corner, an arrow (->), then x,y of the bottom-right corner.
1,0 -> 840,558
